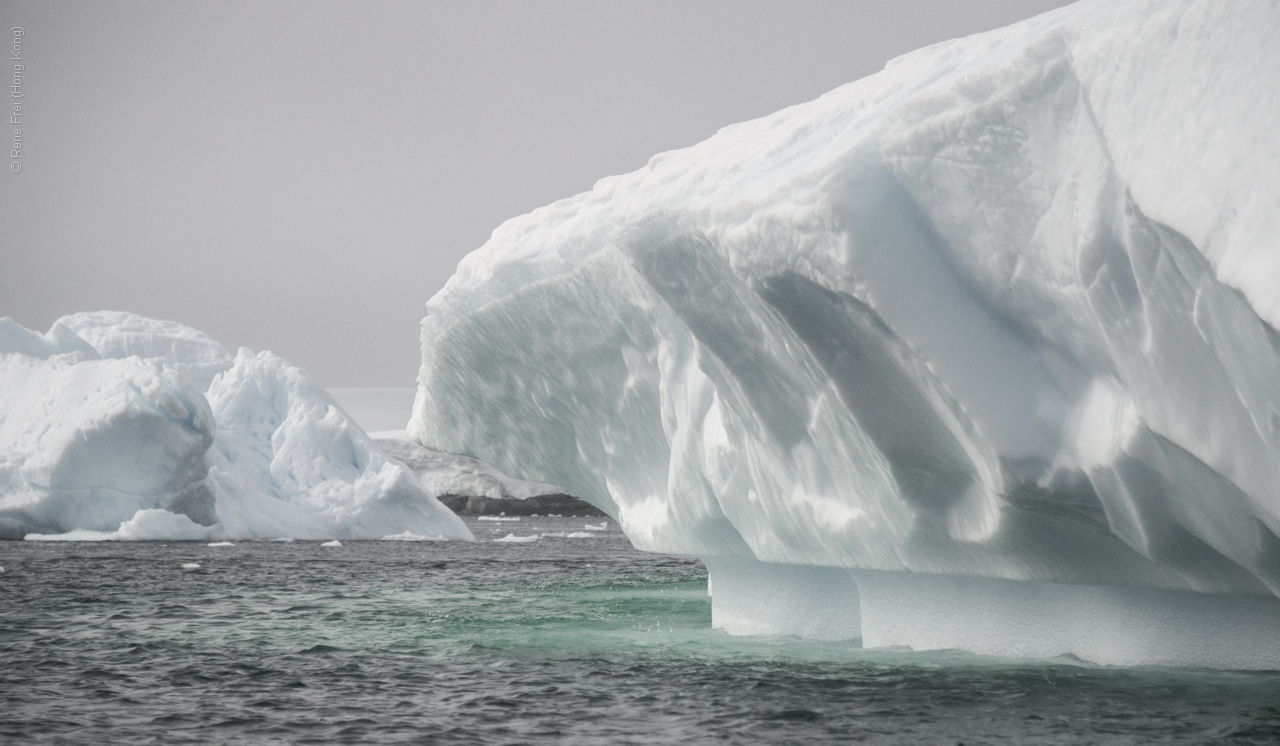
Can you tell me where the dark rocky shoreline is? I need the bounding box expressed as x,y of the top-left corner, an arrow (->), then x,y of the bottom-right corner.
374,438 -> 606,517
436,493 -> 606,517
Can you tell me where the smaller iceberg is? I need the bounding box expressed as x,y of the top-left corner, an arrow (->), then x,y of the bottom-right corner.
0,313 -> 472,542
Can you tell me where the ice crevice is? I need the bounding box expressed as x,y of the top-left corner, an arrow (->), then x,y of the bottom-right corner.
411,0 -> 1280,667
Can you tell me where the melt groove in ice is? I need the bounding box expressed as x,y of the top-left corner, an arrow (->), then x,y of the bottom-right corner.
410,0 -> 1280,666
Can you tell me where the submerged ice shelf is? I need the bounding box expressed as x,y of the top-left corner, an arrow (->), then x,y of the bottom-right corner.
410,0 -> 1280,667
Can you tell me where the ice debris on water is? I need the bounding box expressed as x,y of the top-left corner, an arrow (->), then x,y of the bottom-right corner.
207,542 -> 234,547
381,531 -> 440,541
408,0 -> 1280,668
477,516 -> 520,522
181,563 -> 200,571
25,509 -> 213,542
320,540 -> 342,547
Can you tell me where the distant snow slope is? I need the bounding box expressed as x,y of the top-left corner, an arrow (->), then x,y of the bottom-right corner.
411,0 -> 1280,666
0,313 -> 472,542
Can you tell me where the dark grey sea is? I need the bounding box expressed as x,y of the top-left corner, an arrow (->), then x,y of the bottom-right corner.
2,516 -> 1278,744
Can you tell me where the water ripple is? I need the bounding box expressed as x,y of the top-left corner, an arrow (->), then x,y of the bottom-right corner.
2,516 -> 1279,744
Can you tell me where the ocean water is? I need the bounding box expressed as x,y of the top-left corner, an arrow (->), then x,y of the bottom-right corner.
2,516 -> 1278,745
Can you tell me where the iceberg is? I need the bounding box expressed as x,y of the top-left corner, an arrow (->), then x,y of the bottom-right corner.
1,313 -> 472,542
411,0 -> 1280,667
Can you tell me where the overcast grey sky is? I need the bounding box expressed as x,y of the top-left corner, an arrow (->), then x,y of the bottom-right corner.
1,0 -> 1073,386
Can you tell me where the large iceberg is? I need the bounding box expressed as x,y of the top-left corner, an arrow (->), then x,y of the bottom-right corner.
0,312 -> 472,542
410,0 -> 1280,667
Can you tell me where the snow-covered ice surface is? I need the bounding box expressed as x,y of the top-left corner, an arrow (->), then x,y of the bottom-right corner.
1,313 -> 472,542
58,311 -> 235,392
412,0 -> 1280,667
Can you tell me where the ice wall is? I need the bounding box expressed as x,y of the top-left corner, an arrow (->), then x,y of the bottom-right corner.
411,0 -> 1280,666
1,314 -> 472,542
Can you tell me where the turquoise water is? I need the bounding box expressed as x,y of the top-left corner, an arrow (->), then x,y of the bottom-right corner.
2,515 -> 1278,744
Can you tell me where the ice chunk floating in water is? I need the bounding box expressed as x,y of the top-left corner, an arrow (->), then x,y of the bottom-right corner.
25,509 -> 215,542
381,531 -> 439,541
411,0 -> 1280,668
0,312 -> 472,543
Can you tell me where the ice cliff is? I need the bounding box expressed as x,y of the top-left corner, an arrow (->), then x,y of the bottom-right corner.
410,0 -> 1280,667
0,312 -> 472,542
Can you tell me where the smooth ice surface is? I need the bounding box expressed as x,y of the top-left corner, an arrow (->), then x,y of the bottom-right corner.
704,556 -> 860,641
1,314 -> 472,542
854,571 -> 1280,670
412,0 -> 1280,666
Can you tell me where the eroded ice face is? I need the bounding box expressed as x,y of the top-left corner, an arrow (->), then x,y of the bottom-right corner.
411,0 -> 1280,665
